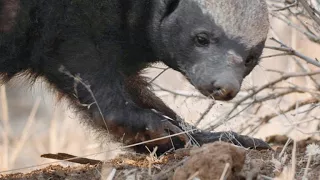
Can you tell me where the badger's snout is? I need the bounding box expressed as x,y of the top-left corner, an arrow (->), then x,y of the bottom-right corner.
197,78 -> 241,101
187,62 -> 242,101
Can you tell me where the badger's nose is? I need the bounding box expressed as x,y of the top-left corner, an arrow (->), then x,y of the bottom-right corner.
199,80 -> 240,101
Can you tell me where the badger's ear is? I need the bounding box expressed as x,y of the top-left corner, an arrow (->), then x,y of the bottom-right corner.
162,0 -> 180,18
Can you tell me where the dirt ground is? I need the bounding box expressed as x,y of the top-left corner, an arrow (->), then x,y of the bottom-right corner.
1,136 -> 320,180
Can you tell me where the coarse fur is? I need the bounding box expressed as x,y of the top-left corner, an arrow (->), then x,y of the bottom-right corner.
0,0 -> 270,154
191,0 -> 269,48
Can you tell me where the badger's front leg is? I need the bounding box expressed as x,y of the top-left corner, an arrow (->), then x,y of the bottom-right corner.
55,75 -> 189,154
62,72 -> 189,154
124,75 -> 180,121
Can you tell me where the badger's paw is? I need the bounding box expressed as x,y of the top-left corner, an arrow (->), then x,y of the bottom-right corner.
120,117 -> 190,154
142,120 -> 190,153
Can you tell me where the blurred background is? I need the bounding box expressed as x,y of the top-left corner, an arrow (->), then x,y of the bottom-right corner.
1,0 -> 320,174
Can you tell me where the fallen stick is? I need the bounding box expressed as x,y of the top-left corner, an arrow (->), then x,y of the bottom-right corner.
41,153 -> 102,165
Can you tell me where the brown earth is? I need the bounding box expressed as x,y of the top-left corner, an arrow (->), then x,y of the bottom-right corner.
1,137 -> 320,180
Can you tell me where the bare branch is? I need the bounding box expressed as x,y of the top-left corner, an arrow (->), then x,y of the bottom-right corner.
297,0 -> 320,26
265,37 -> 320,67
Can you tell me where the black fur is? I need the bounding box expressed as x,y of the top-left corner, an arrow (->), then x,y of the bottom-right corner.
0,0 -> 270,154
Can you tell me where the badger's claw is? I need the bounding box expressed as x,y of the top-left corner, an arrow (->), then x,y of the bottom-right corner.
192,131 -> 271,150
162,120 -> 190,144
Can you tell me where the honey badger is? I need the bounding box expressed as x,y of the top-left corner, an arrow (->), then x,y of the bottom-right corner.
0,0 -> 270,154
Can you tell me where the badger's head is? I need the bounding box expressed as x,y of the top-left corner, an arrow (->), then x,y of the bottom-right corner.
151,0 -> 269,100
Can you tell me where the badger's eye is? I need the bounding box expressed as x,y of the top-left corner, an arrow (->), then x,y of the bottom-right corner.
195,33 -> 210,47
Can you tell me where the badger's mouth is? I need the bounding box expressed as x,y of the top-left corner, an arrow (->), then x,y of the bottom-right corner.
197,87 -> 236,101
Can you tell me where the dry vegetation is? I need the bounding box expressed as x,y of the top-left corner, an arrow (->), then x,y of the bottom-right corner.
1,0 -> 320,179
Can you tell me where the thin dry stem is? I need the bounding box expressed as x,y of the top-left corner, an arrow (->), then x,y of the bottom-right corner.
219,163 -> 230,180
106,168 -> 116,180
0,85 -> 9,170
9,97 -> 41,167
187,171 -> 199,180
290,140 -> 297,180
49,110 -> 59,153
303,155 -> 312,180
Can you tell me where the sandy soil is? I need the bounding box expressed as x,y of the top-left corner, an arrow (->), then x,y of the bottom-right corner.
1,137 -> 320,180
